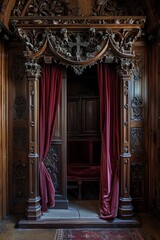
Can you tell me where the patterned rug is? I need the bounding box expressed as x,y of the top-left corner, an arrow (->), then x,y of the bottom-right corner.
54,228 -> 144,240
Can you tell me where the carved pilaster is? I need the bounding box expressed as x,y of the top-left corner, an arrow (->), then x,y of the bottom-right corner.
25,59 -> 41,220
118,59 -> 134,218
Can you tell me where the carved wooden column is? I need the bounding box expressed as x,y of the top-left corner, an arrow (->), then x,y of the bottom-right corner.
25,59 -> 41,220
118,59 -> 134,219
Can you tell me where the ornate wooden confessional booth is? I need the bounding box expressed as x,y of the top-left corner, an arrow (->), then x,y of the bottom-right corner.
5,0 -> 147,226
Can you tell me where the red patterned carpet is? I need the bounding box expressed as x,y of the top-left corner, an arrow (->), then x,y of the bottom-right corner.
55,229 -> 144,240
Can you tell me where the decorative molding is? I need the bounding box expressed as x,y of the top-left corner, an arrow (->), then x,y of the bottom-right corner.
131,127 -> 144,157
131,96 -> 143,120
11,16 -> 145,27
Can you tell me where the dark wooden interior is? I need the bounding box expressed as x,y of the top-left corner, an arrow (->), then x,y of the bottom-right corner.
0,0 -> 160,228
67,66 -> 101,200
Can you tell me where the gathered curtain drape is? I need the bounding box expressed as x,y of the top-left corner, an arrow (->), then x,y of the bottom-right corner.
39,63 -> 62,212
98,63 -> 120,219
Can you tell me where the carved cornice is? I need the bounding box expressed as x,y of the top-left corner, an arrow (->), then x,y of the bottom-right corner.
11,16 -> 145,28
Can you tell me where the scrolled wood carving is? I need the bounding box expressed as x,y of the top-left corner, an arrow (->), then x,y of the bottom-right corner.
18,28 -> 47,58
93,0 -> 128,16
46,28 -> 109,64
12,0 -> 69,17
131,96 -> 143,120
17,27 -> 141,71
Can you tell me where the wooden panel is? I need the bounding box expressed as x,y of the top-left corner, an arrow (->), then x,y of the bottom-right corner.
67,97 -> 80,135
8,44 -> 29,214
82,97 -> 100,134
130,42 -> 147,211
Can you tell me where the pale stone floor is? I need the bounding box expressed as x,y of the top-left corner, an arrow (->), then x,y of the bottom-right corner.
0,201 -> 160,240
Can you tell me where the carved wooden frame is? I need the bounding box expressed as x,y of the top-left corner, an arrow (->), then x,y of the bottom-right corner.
10,13 -> 145,220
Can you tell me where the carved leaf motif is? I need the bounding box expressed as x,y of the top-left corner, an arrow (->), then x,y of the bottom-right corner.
12,0 -> 69,17
93,0 -> 144,16
93,0 -> 128,16
131,96 -> 143,120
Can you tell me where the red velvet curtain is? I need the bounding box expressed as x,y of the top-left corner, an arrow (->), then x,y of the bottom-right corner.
39,64 -> 62,212
98,63 -> 120,219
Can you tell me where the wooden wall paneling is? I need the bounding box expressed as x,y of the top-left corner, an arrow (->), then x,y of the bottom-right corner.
82,97 -> 100,135
148,40 -> 159,213
67,97 -> 80,135
130,41 -> 148,211
8,45 -> 29,215
0,41 -> 7,220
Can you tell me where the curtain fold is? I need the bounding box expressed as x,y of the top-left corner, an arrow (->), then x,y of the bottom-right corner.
39,64 -> 62,212
98,63 -> 120,219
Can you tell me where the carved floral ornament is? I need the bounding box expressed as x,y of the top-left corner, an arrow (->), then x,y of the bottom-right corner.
11,0 -> 144,17
17,26 -> 142,73
10,0 -> 145,74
